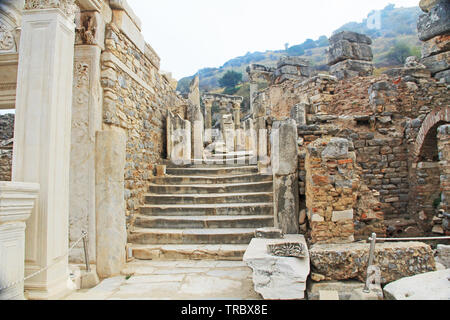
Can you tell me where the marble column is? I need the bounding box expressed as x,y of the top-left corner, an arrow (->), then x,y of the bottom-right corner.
95,128 -> 127,278
0,182 -> 39,300
69,44 -> 103,264
232,101 -> 241,130
271,120 -> 299,234
203,98 -> 213,144
12,1 -> 77,300
249,79 -> 258,116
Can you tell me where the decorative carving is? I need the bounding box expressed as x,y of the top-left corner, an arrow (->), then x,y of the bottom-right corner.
73,62 -> 89,105
267,242 -> 306,258
75,14 -> 96,45
24,0 -> 78,20
0,23 -> 15,52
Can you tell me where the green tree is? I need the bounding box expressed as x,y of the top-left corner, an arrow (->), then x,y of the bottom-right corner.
386,41 -> 418,65
219,71 -> 242,88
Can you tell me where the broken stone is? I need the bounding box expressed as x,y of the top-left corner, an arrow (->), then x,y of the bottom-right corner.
309,242 -> 436,284
421,34 -> 450,58
383,269 -> 450,300
435,244 -> 450,268
421,51 -> 450,75
330,59 -> 374,79
255,227 -> 284,239
243,235 -> 310,300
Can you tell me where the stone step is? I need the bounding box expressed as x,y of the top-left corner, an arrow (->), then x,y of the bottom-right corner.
166,159 -> 257,168
129,228 -> 257,245
140,202 -> 274,216
131,244 -> 248,261
134,215 -> 274,229
210,151 -> 254,158
166,166 -> 258,176
151,174 -> 272,185
149,181 -> 273,194
144,192 -> 273,205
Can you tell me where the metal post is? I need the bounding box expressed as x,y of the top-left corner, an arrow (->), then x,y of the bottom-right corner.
363,233 -> 377,293
82,231 -> 91,273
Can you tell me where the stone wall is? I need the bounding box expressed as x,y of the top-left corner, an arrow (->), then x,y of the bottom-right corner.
305,138 -> 358,244
100,11 -> 186,223
0,114 -> 14,181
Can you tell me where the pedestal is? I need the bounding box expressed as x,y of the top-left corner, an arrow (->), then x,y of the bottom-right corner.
0,182 -> 39,300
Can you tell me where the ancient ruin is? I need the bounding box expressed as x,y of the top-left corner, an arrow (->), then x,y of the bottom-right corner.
0,0 -> 449,302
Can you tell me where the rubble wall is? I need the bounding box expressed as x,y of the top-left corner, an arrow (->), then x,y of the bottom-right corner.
100,18 -> 186,222
0,114 -> 14,181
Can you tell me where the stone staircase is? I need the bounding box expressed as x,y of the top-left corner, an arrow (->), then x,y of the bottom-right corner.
129,151 -> 274,261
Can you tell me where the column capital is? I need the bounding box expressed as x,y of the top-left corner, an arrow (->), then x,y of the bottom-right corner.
24,0 -> 78,20
232,101 -> 241,110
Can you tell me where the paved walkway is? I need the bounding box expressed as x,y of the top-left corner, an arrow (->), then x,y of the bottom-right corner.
65,260 -> 261,300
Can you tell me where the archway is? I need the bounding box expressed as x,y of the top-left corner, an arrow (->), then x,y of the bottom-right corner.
410,107 -> 450,234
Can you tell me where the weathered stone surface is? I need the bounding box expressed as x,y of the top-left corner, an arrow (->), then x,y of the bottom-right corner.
290,103 -> 307,126
255,227 -> 284,239
417,1 -> 450,41
421,34 -> 450,58
309,242 -> 436,284
421,51 -> 450,75
272,119 -> 298,175
330,59 -> 374,79
435,69 -> 450,83
327,40 -> 373,66
435,244 -> 450,268
307,281 -> 365,300
329,31 -> 372,45
321,138 -> 349,159
273,174 -> 299,234
277,56 -> 310,68
243,235 -> 310,300
420,0 -> 441,13
383,269 -> 450,300
96,129 -> 127,278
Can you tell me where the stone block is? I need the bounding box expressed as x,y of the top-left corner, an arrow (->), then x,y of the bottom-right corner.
272,119 -> 298,175
383,269 -> 450,300
309,242 -> 436,284
421,51 -> 450,75
327,40 -> 373,66
330,59 -> 374,79
421,34 -> 450,58
329,31 -> 372,45
332,209 -> 354,222
307,281 -> 365,300
273,174 -> 300,234
417,1 -> 450,41
435,244 -> 450,268
243,235 -> 310,300
321,138 -> 349,159
435,69 -> 450,83
112,9 -> 145,53
290,103 -> 307,126
277,56 -> 310,68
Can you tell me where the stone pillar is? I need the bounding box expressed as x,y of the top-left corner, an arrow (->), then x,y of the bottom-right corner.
12,1 -> 77,300
249,79 -> 257,116
69,43 -> 103,264
95,128 -> 127,278
187,76 -> 203,162
232,101 -> 241,130
290,103 -> 307,126
167,110 -> 191,164
203,98 -> 213,144
271,119 -> 299,234
0,182 -> 39,300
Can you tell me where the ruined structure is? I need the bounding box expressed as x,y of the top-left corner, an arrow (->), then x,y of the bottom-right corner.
0,0 -> 448,301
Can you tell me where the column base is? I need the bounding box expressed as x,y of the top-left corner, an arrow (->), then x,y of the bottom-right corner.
24,276 -> 76,300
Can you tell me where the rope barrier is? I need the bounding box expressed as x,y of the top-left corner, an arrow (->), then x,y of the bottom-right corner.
0,231 -> 88,293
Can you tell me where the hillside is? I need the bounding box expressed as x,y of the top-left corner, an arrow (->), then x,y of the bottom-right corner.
177,4 -> 422,95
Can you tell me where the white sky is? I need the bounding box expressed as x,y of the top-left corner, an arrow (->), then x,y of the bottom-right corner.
127,0 -> 419,80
